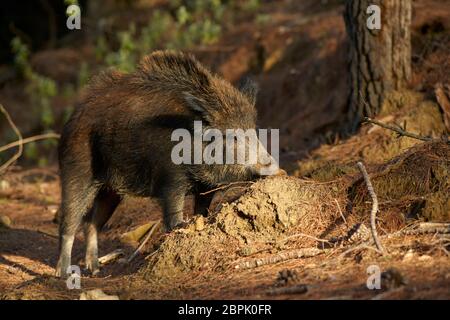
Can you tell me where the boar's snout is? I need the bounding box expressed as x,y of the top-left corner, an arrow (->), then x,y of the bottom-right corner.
250,161 -> 286,177
248,139 -> 286,177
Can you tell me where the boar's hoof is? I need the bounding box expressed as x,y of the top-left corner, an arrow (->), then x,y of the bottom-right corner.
85,261 -> 100,276
164,220 -> 188,233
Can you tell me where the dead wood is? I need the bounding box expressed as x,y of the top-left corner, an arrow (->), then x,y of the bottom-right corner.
357,162 -> 385,254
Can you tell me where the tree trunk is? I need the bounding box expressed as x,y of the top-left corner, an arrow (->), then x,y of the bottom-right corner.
344,0 -> 412,132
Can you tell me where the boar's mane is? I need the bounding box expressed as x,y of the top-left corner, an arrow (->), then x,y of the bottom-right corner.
135,50 -> 257,127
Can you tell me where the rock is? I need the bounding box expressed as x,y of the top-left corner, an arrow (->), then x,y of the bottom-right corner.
0,215 -> 11,228
381,268 -> 407,290
194,215 -> 205,231
79,289 -> 119,300
276,269 -> 299,286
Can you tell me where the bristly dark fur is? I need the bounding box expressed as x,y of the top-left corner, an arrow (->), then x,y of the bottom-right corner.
55,50 -> 261,278
135,51 -> 257,126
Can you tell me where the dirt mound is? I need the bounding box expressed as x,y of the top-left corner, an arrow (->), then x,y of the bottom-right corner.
142,142 -> 449,282
142,176 -> 342,281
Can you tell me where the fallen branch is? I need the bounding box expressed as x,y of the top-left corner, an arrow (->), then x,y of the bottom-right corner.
234,247 -> 325,270
357,162 -> 385,254
127,220 -> 161,263
98,249 -> 124,265
0,104 -> 23,174
364,117 -> 438,143
0,132 -> 60,154
401,222 -> 450,235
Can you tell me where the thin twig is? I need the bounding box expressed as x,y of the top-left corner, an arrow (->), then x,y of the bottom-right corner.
127,220 -> 161,263
0,104 -> 23,174
0,132 -> 60,154
364,117 -> 438,143
200,181 -> 253,195
280,233 -> 331,244
357,162 -> 385,254
334,198 -> 347,226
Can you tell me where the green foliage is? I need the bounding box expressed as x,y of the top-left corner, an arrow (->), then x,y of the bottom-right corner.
77,61 -> 90,87
95,36 -> 109,61
24,142 -> 38,161
11,37 -> 32,78
139,10 -> 172,53
242,0 -> 261,12
64,0 -> 79,6
256,13 -> 271,27
105,24 -> 138,72
99,0 -> 234,72
10,37 -> 58,163
11,37 -> 58,129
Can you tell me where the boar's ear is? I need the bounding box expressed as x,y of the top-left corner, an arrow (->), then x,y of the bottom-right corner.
238,77 -> 258,105
183,92 -> 209,118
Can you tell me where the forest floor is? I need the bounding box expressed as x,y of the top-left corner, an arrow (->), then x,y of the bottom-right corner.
0,0 -> 449,299
0,151 -> 449,300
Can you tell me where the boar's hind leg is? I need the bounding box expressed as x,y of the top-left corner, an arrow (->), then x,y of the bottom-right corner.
83,188 -> 121,275
56,183 -> 99,278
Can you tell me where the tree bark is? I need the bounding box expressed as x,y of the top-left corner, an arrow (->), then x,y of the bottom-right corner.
344,0 -> 412,132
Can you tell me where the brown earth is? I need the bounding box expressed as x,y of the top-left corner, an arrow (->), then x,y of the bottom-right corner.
0,0 -> 450,299
0,140 -> 449,299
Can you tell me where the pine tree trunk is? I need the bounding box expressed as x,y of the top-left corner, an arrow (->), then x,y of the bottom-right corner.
344,0 -> 412,132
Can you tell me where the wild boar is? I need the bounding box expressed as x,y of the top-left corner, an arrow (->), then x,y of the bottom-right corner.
56,50 -> 284,277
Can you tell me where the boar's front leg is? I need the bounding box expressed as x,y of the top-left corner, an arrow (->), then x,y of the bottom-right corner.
159,179 -> 188,231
